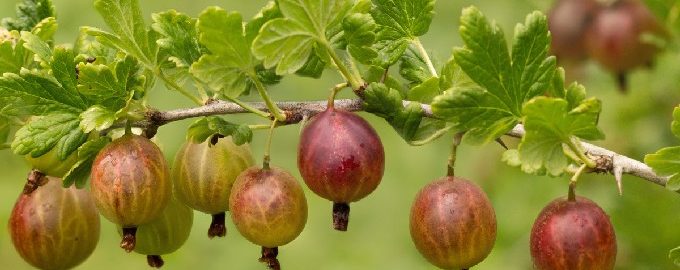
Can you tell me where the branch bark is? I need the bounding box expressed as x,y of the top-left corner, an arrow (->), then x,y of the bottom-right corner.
139,98 -> 670,191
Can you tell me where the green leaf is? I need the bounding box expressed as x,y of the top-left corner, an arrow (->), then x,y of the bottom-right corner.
90,0 -> 157,66
343,13 -> 377,64
294,51 -> 327,78
30,17 -> 57,41
0,70 -> 85,118
152,10 -> 203,68
518,97 -> 604,176
363,65 -> 405,95
400,46 -> 431,85
439,56 -> 475,91
79,106 -> 116,133
63,137 -> 110,188
252,0 -> 352,75
371,0 -> 435,39
671,106 -> 680,140
645,147 -> 680,191
432,87 -> 516,145
1,0 -> 55,31
433,8 -> 555,144
0,117 -> 10,146
11,113 -> 87,159
21,31 -> 51,63
370,0 -> 434,67
670,247 -> 680,266
245,1 -> 282,44
364,83 -> 449,145
191,8 -> 257,98
77,56 -> 139,110
0,30 -> 30,74
187,117 -> 253,145
363,82 -> 403,119
51,47 -> 78,94
407,77 -> 440,103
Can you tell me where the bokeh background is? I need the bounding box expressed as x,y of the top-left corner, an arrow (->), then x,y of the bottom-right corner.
1,0 -> 680,269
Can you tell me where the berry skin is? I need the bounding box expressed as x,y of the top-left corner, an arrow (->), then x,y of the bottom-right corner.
230,166 -> 308,270
230,166 -> 307,248
298,108 -> 384,231
172,137 -> 254,238
530,196 -> 617,270
90,134 -> 171,251
586,0 -> 667,90
9,174 -> 100,270
118,197 -> 194,268
409,177 -> 497,270
548,0 -> 601,63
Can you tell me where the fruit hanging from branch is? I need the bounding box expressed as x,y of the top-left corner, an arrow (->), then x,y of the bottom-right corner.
298,106 -> 385,231
548,0 -> 601,64
229,165 -> 308,270
409,177 -> 497,270
530,195 -> 617,270
586,0 -> 668,91
117,197 -> 194,268
9,172 -> 100,270
172,136 -> 254,238
90,133 -> 172,252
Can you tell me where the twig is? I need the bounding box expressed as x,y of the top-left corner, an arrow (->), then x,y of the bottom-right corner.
135,99 -> 670,191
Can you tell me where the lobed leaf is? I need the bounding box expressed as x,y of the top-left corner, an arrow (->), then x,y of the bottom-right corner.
1,0 -> 55,32
152,10 -> 204,68
433,7 -> 555,144
191,8 -> 259,98
11,113 -> 87,159
252,0 -> 352,75
518,97 -> 604,175
91,0 -> 157,66
645,147 -> 680,191
187,117 -> 252,145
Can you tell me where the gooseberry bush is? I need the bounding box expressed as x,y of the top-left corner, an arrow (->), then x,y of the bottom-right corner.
1,0 -> 680,269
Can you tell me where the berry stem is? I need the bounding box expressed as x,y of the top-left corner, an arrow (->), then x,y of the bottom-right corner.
208,212 -> 227,238
447,133 -> 464,177
120,227 -> 138,252
262,120 -> 278,170
327,82 -> 349,109
565,138 -> 597,168
332,202 -> 351,231
259,247 -> 280,270
146,255 -> 164,268
568,163 -> 588,201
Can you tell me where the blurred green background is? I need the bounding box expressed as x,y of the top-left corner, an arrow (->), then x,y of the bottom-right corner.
2,0 -> 680,269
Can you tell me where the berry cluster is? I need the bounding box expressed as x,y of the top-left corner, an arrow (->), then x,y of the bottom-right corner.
549,0 -> 668,91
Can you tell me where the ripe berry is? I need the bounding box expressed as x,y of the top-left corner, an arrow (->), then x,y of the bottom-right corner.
118,197 -> 194,268
230,166 -> 308,270
9,172 -> 100,270
586,0 -> 667,91
90,134 -> 171,252
409,176 -> 497,269
548,0 -> 601,63
530,195 -> 617,270
25,145 -> 79,178
298,108 -> 384,231
172,136 -> 254,238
